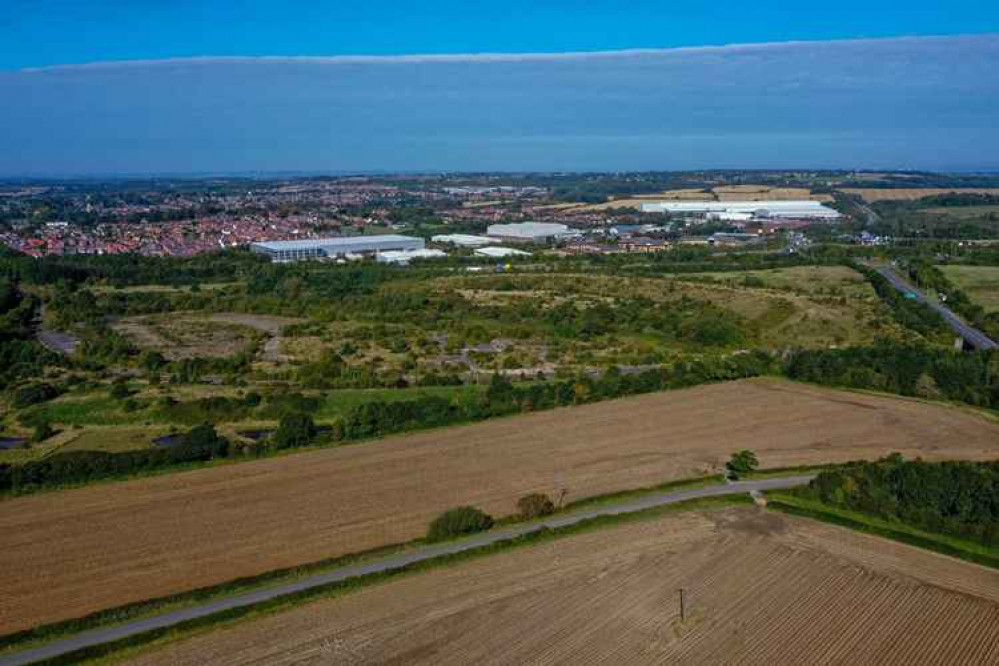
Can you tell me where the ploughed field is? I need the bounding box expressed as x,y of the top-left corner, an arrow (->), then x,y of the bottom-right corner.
4,379 -> 999,634
133,506 -> 999,665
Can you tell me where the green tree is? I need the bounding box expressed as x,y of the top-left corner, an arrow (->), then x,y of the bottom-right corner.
426,506 -> 494,542
271,413 -> 317,450
32,420 -> 54,443
727,449 -> 759,475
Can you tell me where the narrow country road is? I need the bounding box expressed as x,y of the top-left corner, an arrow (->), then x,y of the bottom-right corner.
875,266 -> 998,350
0,475 -> 813,666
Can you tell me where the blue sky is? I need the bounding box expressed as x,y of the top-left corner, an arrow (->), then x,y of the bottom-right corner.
3,1 -> 999,70
2,3 -> 998,175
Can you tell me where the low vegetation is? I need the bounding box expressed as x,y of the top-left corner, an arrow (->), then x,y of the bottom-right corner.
426,506 -> 495,542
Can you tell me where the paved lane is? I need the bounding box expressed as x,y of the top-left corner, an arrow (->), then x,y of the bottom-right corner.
876,266 -> 998,350
0,475 -> 813,665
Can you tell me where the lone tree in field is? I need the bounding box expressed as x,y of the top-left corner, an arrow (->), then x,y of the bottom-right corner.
727,449 -> 759,476
517,493 -> 556,520
426,506 -> 494,542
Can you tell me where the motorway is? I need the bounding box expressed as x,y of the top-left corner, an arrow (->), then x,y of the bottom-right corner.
0,475 -> 813,665
876,266 -> 999,350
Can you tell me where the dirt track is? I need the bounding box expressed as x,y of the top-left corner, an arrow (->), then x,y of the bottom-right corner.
3,379 -> 999,634
132,506 -> 999,665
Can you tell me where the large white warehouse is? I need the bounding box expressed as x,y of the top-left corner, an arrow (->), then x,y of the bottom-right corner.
487,222 -> 579,244
640,200 -> 841,220
250,235 -> 424,262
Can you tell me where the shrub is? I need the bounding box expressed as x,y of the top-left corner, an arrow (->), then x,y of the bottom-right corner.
179,424 -> 229,459
271,413 -> 317,450
11,383 -> 61,409
32,420 -> 54,443
426,506 -> 494,542
517,493 -> 555,519
727,449 -> 759,474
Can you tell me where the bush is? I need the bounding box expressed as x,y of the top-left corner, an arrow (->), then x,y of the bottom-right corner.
32,420 -> 54,443
517,493 -> 555,519
10,383 -> 61,409
727,449 -> 759,474
109,382 -> 132,400
271,413 -> 317,450
426,506 -> 494,542
178,424 -> 229,459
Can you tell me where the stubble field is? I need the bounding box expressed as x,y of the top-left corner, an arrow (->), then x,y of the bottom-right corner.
3,379 -> 999,634
132,506 -> 999,665
840,187 -> 999,202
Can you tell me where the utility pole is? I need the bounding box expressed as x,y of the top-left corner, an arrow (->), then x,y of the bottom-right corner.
679,588 -> 686,622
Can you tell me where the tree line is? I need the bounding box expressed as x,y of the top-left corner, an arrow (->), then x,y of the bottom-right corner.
803,456 -> 999,548
0,354 -> 777,494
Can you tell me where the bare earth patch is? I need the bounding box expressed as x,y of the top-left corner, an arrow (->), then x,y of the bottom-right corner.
2,379 -> 999,633
132,506 -> 999,665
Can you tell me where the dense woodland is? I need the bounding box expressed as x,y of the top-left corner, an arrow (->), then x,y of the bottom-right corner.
803,457 -> 999,548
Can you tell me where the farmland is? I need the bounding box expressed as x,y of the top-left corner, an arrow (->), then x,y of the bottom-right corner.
939,265 -> 999,313
130,506 -> 999,665
577,185 -> 833,210
841,187 -> 999,202
3,378 -> 999,634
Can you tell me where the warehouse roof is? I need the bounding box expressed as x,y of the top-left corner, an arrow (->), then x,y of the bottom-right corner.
487,222 -> 576,238
251,235 -> 420,251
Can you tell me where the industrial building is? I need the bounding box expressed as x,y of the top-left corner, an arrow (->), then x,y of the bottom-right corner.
639,200 -> 841,220
709,232 -> 765,246
249,235 -> 424,262
475,246 -> 531,258
431,234 -> 492,247
486,222 -> 578,244
375,249 -> 447,265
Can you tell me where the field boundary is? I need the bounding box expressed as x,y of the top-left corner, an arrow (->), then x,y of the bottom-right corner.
0,492 -> 770,666
0,473 -> 730,656
767,494 -> 999,569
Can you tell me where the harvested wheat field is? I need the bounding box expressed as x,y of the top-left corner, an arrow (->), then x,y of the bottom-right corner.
840,187 -> 999,202
132,506 -> 999,665
4,379 -> 999,634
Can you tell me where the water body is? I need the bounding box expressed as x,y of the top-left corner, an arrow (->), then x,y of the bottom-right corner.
0,437 -> 28,450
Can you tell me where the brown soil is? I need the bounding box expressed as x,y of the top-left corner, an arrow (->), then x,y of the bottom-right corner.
132,506 -> 999,665
840,187 -> 999,202
3,379 -> 999,634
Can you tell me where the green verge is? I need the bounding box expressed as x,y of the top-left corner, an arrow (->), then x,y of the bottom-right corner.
767,493 -> 999,569
0,472 -> 728,656
30,495 -> 753,666
740,462 -> 854,480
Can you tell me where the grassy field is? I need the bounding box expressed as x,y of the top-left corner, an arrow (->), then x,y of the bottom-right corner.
128,505 -> 999,666
576,185 -> 831,210
447,270 -> 886,351
3,378 -> 999,634
113,313 -> 263,360
841,187 -> 999,202
0,384 -> 484,463
939,265 -> 999,313
681,265 -> 875,298
922,205 -> 999,218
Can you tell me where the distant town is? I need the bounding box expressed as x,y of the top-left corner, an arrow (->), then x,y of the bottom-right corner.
2,171 -> 998,263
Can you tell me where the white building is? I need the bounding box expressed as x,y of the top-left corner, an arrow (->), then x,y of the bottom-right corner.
431,234 -> 492,247
486,222 -> 578,244
375,249 -> 447,265
249,235 -> 424,262
475,246 -> 531,258
640,200 -> 841,220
